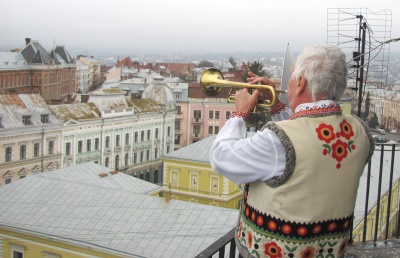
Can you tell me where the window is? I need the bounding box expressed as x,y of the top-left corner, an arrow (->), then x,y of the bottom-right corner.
125,153 -> 129,166
147,129 -> 151,140
155,128 -> 159,139
155,148 -> 158,159
209,111 -> 214,119
13,251 -> 23,258
87,139 -> 91,152
140,151 -> 143,162
78,140 -> 83,153
66,142 -> 71,155
48,141 -> 54,155
115,155 -> 119,169
105,136 -> 110,148
133,153 -> 137,164
208,126 -> 213,134
175,121 -> 180,130
167,145 -> 170,154
145,172 -> 150,181
125,133 -> 129,145
176,106 -> 181,114
34,143 -> 40,157
116,135 -> 120,146
5,147 -> 12,162
41,114 -> 49,123
194,110 -> 201,119
154,169 -> 158,183
146,150 -> 150,161
215,111 -> 220,119
134,132 -> 138,142
175,93 -> 180,99
22,115 -> 31,125
226,111 -> 230,119
10,243 -> 25,258
105,157 -> 109,167
20,145 -> 26,160
167,126 -> 171,136
193,125 -> 200,136
175,135 -> 180,144
140,131 -> 144,141
215,126 -> 219,134
5,178 -> 12,185
95,138 -> 100,150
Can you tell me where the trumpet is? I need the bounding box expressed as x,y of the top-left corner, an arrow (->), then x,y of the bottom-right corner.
200,68 -> 286,108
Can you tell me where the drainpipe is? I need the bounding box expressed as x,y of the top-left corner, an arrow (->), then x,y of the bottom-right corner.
41,126 -> 45,172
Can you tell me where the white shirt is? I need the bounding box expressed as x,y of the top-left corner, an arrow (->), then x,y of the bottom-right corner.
209,100 -> 338,185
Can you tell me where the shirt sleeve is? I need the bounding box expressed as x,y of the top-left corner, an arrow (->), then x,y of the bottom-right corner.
209,117 -> 286,185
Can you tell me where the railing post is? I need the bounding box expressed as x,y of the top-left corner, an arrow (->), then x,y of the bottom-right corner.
362,160 -> 372,243
385,144 -> 396,240
373,144 -> 385,244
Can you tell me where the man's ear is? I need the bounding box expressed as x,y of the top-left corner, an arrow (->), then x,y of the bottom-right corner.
296,76 -> 307,95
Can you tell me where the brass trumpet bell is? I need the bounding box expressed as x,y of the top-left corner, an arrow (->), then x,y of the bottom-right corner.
200,68 -> 286,108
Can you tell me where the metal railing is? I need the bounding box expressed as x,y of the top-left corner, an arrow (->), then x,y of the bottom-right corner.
196,143 -> 400,258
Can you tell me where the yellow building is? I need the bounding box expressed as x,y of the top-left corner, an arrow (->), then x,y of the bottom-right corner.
162,135 -> 242,209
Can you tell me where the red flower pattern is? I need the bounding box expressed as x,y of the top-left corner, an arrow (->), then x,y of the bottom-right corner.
332,140 -> 348,162
301,246 -> 315,258
340,119 -> 354,140
315,119 -> 356,169
316,123 -> 336,143
264,242 -> 283,258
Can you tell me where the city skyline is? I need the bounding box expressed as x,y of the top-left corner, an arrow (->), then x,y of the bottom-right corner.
1,0 -> 400,57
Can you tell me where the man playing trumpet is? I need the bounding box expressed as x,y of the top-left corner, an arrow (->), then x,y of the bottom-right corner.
209,45 -> 374,258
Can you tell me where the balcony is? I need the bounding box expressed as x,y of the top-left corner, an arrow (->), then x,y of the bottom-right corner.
191,133 -> 202,139
192,118 -> 203,124
195,143 -> 400,258
175,129 -> 182,135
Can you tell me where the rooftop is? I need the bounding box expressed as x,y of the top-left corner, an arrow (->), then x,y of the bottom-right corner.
0,163 -> 239,258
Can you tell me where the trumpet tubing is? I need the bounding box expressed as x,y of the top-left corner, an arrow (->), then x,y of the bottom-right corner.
200,68 -> 286,108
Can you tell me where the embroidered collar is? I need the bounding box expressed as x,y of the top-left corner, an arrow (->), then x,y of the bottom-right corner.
290,100 -> 342,120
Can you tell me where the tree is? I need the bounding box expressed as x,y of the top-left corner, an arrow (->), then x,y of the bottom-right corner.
198,60 -> 214,68
242,61 -> 271,82
362,91 -> 371,121
228,57 -> 237,69
368,113 -> 379,129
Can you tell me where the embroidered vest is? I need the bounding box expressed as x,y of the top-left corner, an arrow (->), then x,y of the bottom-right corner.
235,113 -> 374,258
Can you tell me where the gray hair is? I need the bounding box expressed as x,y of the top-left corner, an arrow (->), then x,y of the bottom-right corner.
292,45 -> 348,101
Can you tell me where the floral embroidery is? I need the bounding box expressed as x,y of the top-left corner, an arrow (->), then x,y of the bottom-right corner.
315,119 -> 356,169
264,242 -> 282,258
301,246 -> 316,258
316,123 -> 335,143
248,231 -> 253,248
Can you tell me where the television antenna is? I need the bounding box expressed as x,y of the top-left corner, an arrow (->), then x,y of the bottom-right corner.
327,8 -> 393,120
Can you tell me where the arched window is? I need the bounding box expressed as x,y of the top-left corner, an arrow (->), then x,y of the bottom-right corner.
145,172 -> 150,182
115,155 -> 119,170
154,169 -> 158,184
125,153 -> 129,167
105,157 -> 109,167
139,173 -> 144,180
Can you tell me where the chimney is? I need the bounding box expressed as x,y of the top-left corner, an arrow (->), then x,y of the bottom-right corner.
25,38 -> 31,45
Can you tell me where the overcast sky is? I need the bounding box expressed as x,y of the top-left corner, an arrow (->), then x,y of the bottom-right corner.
1,0 -> 399,57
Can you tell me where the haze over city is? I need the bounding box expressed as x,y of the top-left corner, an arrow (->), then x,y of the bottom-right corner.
1,0 -> 400,57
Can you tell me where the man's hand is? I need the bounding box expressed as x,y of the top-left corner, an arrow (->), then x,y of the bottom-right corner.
234,88 -> 260,115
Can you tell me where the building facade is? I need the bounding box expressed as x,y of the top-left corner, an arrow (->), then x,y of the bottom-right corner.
78,56 -> 101,91
0,94 -> 62,186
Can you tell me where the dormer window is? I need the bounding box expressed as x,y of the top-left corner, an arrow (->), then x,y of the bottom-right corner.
22,115 -> 32,125
41,114 -> 49,123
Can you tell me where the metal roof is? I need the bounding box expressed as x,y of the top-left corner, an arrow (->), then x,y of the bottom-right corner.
0,163 -> 238,258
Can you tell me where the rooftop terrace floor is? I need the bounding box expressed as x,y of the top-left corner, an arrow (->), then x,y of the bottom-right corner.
345,240 -> 400,258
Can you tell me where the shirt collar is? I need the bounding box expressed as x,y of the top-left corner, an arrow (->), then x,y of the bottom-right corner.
290,100 -> 342,120
294,100 -> 340,113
